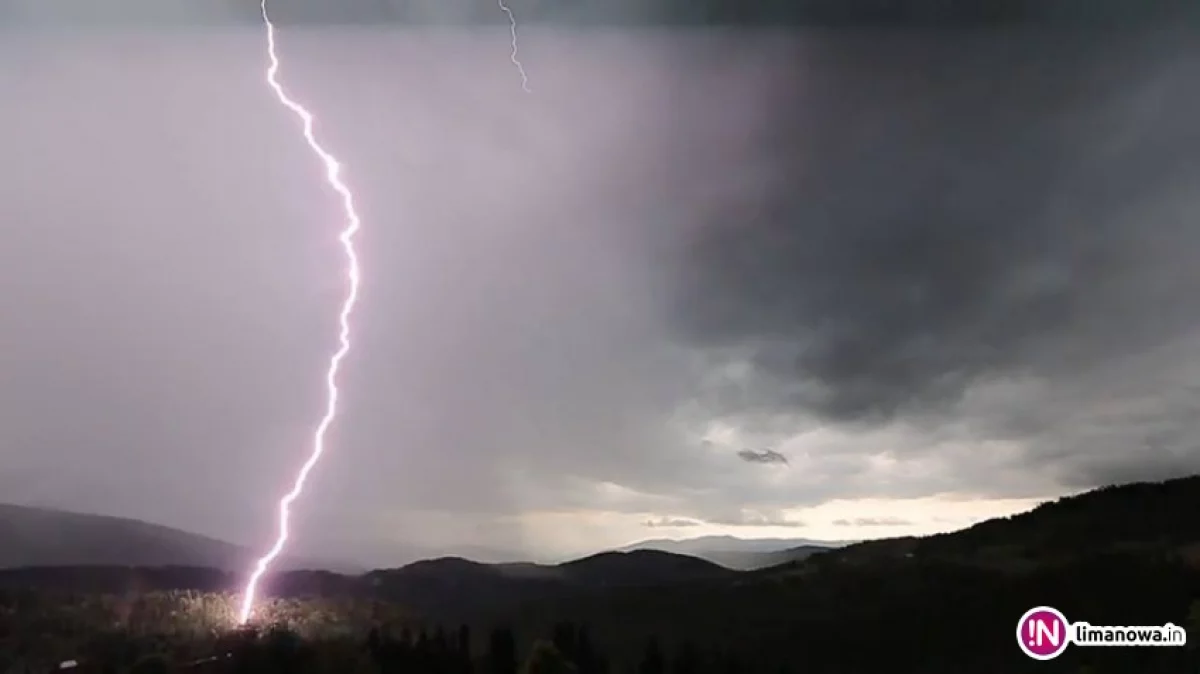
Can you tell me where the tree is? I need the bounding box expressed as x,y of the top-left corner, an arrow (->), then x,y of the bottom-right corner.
523,639 -> 578,674
1187,598 -> 1200,644
262,626 -> 311,674
129,654 -> 170,674
456,625 -> 474,674
574,624 -> 601,674
672,641 -> 700,674
488,627 -> 519,674
552,622 -> 577,660
458,624 -> 472,657
639,637 -> 666,674
367,627 -> 384,658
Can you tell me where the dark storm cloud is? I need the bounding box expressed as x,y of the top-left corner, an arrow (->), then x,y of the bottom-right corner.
260,0 -> 1194,27
737,449 -> 788,465
6,7 -> 1200,568
665,26 -> 1200,430
4,0 -> 1194,29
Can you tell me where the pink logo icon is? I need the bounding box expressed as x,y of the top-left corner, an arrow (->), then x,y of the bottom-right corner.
1017,606 -> 1071,660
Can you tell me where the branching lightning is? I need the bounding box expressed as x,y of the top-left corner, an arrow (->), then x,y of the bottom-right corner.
496,0 -> 531,93
237,0 -> 364,625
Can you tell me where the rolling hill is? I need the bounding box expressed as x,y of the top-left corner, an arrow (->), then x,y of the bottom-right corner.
0,503 -> 347,572
11,474 -> 1200,586
621,535 -> 844,570
499,475 -> 1200,673
357,550 -> 734,619
795,474 -> 1200,572
5,475 -> 1200,673
0,549 -> 735,622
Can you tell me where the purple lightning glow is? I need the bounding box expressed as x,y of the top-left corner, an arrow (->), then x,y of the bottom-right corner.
237,0 -> 363,625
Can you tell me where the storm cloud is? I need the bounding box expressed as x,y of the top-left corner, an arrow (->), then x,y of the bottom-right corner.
737,449 -> 789,465
2,2 -> 1199,565
660,24 -> 1200,487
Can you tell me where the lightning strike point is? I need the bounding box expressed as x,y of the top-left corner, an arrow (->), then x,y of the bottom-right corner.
497,0 -> 532,93
237,0 -> 365,625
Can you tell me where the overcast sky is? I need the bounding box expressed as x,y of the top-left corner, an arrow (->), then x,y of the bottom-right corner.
1,5 -> 1199,565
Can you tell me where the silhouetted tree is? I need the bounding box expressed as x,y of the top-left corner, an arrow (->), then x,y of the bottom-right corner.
129,654 -> 170,674
264,625 -> 312,674
458,625 -> 472,655
1188,598 -> 1200,642
367,628 -> 384,657
638,637 -> 665,674
523,639 -> 577,674
487,627 -> 519,674
454,625 -> 473,674
574,624 -> 601,674
552,622 -> 577,660
672,641 -> 700,674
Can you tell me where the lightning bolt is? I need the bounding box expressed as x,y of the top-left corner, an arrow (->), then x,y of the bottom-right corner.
496,0 -> 531,93
237,0 -> 364,625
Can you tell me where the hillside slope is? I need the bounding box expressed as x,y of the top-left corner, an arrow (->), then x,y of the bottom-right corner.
359,550 -> 733,619
0,504 -> 336,572
506,475 -> 1200,673
0,546 -> 733,620
621,535 -> 842,570
802,474 -> 1200,571
4,476 -> 1200,673
696,545 -> 830,570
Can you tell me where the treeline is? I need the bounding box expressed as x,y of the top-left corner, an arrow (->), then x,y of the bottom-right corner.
3,621 -> 773,674
7,606 -> 1198,674
4,551 -> 1200,674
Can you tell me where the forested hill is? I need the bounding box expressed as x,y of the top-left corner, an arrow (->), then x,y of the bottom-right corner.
500,475 -> 1200,674
0,504 -> 346,573
801,474 -> 1200,571
4,476 -> 1200,673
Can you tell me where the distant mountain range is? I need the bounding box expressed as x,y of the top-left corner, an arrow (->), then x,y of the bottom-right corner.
0,500 -> 844,618
6,475 -> 1200,673
621,535 -> 848,570
0,548 -> 737,621
0,503 -> 844,573
12,471 -> 1200,621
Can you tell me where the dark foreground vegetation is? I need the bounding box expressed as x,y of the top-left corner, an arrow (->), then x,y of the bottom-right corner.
6,476 -> 1200,673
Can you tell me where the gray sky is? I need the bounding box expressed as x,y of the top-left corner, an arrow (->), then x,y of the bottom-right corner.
2,7 -> 1199,565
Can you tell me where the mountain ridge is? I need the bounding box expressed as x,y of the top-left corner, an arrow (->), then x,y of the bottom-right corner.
4,474 -> 1200,636
619,535 -> 848,570
0,501 -> 849,572
9,473 -> 1200,609
0,503 -> 354,573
